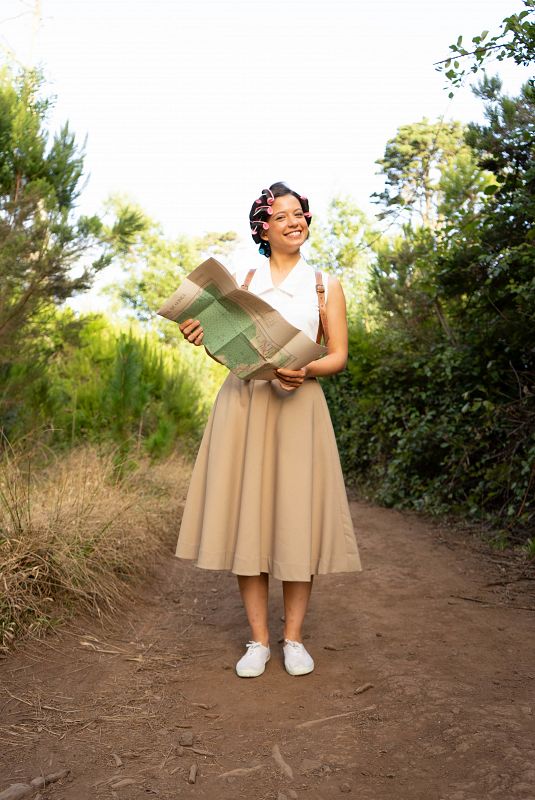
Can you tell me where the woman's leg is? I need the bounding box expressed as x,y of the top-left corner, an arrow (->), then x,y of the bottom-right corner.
237,573 -> 270,645
282,578 -> 313,642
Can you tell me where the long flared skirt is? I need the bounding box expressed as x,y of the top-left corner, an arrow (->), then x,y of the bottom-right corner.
176,373 -> 362,582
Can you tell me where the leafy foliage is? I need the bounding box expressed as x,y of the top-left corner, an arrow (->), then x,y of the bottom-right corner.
4,310 -> 209,459
107,198 -> 238,338
372,119 -> 495,228
0,68 -> 145,360
307,197 -> 376,317
436,0 -> 535,95
0,68 -> 217,459
323,81 -> 535,541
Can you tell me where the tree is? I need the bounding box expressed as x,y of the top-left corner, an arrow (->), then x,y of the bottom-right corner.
372,119 -> 494,229
108,198 -> 238,339
0,67 -> 145,357
307,197 -> 375,316
436,0 -> 535,95
369,118 -> 496,340
330,81 -> 534,536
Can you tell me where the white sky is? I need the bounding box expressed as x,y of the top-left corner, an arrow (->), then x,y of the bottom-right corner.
1,0 -> 532,291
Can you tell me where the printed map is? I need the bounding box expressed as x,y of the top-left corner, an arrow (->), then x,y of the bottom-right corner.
157,258 -> 326,381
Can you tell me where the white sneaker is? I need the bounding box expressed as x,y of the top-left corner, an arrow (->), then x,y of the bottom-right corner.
283,639 -> 314,676
235,641 -> 270,678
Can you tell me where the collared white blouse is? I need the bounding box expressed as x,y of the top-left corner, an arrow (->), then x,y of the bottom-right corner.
235,257 -> 329,343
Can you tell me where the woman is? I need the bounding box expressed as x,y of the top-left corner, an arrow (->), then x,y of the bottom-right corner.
176,182 -> 362,678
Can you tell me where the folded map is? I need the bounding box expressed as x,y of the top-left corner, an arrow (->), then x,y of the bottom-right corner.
157,257 -> 327,381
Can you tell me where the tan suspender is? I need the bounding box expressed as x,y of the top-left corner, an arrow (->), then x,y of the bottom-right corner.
240,268 -> 329,346
314,270 -> 329,346
241,269 -> 256,290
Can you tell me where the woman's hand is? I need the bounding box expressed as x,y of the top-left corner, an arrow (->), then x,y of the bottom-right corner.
179,318 -> 204,346
275,366 -> 309,392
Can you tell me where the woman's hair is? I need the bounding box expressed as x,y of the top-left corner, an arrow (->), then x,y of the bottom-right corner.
249,181 -> 312,258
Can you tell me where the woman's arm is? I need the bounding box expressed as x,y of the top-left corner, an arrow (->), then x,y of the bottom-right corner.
304,275 -> 348,377
275,275 -> 348,391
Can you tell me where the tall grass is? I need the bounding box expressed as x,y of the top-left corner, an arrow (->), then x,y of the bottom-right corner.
2,311 -> 224,457
0,444 -> 190,652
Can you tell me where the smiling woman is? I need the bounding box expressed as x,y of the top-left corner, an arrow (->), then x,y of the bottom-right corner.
249,183 -> 312,259
175,181 -> 362,680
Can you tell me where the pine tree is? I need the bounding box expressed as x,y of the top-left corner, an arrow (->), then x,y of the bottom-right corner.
0,67 -> 144,357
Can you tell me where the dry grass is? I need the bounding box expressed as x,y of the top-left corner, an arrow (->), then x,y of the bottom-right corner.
0,444 -> 191,653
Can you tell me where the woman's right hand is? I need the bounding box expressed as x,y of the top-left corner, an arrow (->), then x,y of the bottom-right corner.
179,318 -> 204,346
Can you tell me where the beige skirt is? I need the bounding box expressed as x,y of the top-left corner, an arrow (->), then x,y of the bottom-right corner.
176,373 -> 362,582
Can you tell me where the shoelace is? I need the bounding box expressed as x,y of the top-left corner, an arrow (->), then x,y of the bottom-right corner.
285,640 -> 303,649
246,640 -> 264,651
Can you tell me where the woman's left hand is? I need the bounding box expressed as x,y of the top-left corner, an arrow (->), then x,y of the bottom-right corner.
275,366 -> 309,392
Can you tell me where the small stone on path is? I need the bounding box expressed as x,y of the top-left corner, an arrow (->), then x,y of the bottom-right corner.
179,730 -> 194,747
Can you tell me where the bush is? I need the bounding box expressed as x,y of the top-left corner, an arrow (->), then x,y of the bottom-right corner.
323,316 -> 534,541
1,311 -> 216,458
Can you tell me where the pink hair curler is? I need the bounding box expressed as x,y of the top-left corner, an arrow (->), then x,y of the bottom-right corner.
261,187 -> 275,204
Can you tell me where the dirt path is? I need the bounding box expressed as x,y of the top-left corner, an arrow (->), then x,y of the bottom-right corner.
1,502 -> 534,800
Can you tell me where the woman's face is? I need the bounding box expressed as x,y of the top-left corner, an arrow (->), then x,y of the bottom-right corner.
261,194 -> 308,254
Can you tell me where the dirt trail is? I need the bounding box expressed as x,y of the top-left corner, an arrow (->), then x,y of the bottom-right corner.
1,502 -> 534,800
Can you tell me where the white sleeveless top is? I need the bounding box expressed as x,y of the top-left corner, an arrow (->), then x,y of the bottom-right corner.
235,257 -> 329,342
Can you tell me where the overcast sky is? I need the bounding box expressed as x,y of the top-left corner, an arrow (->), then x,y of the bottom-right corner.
1,0 -> 531,290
